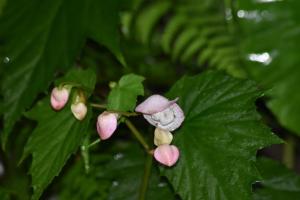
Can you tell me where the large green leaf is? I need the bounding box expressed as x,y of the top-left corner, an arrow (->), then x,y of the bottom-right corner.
160,71 -> 281,200
236,0 -> 300,135
0,0 -> 89,147
0,0 -> 123,147
253,158 -> 300,200
107,74 -> 144,112
22,69 -> 96,200
88,0 -> 125,65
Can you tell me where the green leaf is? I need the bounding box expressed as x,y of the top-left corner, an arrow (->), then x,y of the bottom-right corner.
58,158 -> 111,200
0,188 -> 10,200
0,0 -> 6,15
22,69 -> 96,200
236,0 -> 300,135
160,71 -> 281,200
88,0 -> 125,66
130,1 -> 246,77
0,0 -> 89,148
134,1 -> 171,44
56,68 -> 97,95
99,143 -> 175,200
23,99 -> 92,200
253,158 -> 300,200
107,74 -> 144,112
0,0 -> 123,148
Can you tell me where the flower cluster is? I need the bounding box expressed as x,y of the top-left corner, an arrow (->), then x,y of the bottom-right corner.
96,94 -> 185,167
50,85 -> 87,120
136,95 -> 184,167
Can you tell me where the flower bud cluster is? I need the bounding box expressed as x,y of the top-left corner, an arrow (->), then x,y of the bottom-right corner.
50,85 -> 87,121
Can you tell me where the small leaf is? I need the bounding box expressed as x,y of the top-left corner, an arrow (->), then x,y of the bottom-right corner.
253,158 -> 300,200
160,71 -> 281,200
107,74 -> 144,112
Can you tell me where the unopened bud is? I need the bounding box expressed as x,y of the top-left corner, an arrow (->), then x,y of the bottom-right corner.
154,144 -> 179,167
96,112 -> 118,140
71,102 -> 87,120
154,128 -> 173,146
50,87 -> 70,110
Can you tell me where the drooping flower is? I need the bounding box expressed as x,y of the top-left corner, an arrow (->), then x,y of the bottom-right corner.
135,94 -> 184,131
96,112 -> 118,140
50,86 -> 70,110
154,128 -> 173,146
154,144 -> 180,167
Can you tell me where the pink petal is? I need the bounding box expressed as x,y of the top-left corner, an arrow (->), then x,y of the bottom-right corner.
154,144 -> 180,167
50,87 -> 69,110
97,112 -> 118,140
135,94 -> 178,114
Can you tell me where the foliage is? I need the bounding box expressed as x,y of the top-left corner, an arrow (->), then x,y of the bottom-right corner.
0,0 -> 299,200
253,158 -> 300,200
107,74 -> 145,112
21,69 -> 96,200
236,0 -> 300,135
162,71 -> 280,200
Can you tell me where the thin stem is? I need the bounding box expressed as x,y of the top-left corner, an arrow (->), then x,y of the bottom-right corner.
139,154 -> 153,200
283,135 -> 295,169
113,110 -> 140,117
81,137 -> 90,174
90,103 -> 140,117
90,103 -> 107,109
88,138 -> 101,148
124,119 -> 150,152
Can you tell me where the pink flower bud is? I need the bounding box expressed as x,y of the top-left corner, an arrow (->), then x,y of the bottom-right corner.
50,87 -> 69,110
154,144 -> 180,167
71,102 -> 87,121
135,94 -> 178,114
96,112 -> 118,140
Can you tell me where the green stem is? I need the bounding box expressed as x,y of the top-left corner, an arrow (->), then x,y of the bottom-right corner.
81,137 -> 90,174
88,138 -> 101,148
283,135 -> 295,169
90,103 -> 107,109
90,103 -> 140,117
139,154 -> 153,200
124,119 -> 150,153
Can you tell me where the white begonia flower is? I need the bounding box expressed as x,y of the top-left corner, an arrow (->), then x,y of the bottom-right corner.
135,94 -> 184,131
